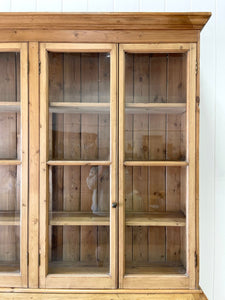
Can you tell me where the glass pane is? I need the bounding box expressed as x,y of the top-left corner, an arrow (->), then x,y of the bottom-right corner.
0,165 -> 20,273
48,165 -> 110,274
48,225 -> 109,274
125,166 -> 186,213
0,112 -> 21,159
48,52 -> 110,103
49,166 -> 110,214
49,113 -> 110,161
0,52 -> 20,102
125,112 -> 186,161
125,53 -> 187,104
125,226 -> 186,275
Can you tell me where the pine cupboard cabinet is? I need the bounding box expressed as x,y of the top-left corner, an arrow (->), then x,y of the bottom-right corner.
0,13 -> 210,300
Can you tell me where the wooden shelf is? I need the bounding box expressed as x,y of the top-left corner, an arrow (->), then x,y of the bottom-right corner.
126,212 -> 186,227
47,160 -> 111,166
125,103 -> 186,114
125,263 -> 186,275
49,212 -> 110,226
0,160 -> 21,165
0,212 -> 20,226
49,102 -> 110,114
0,262 -> 20,273
49,261 -> 109,275
124,161 -> 188,167
0,102 -> 20,112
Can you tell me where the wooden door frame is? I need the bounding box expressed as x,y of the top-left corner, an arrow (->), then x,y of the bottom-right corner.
39,43 -> 118,289
0,43 -> 28,287
118,43 -> 197,289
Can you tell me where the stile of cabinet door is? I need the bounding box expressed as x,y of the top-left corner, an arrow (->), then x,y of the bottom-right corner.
0,43 -> 28,287
39,43 -> 117,289
119,43 -> 196,289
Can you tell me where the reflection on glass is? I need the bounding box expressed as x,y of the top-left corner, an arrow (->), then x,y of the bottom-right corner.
125,226 -> 186,274
0,165 -> 20,273
125,113 -> 186,161
49,225 -> 109,274
0,112 -> 21,159
48,52 -> 110,103
49,166 -> 110,214
49,113 -> 110,161
125,53 -> 187,104
0,52 -> 20,102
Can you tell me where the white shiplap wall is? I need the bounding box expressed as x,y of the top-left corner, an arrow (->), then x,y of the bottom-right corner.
0,1 -> 224,300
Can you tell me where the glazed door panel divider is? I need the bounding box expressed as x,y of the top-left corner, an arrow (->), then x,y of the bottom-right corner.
39,43 -> 117,289
0,43 -> 28,287
118,43 -> 196,289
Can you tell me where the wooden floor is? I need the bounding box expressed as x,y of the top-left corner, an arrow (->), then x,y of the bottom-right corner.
0,289 -> 208,300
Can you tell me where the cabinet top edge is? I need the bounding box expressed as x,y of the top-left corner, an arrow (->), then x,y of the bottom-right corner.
0,12 -> 211,31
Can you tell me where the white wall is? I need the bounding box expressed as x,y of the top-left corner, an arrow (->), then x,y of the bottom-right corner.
0,1 -> 224,299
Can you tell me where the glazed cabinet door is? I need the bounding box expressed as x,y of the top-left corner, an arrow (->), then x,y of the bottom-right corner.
0,43 -> 28,287
119,44 -> 196,289
39,43 -> 117,288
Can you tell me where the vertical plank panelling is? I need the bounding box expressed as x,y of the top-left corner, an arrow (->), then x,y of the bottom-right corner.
37,0 -> 62,12
0,0 -> 10,12
141,0 -> 165,12
88,0 -> 114,12
149,54 -> 167,262
11,0 -> 36,12
132,54 -> 149,264
49,53 -> 64,261
191,1 -> 216,299
80,53 -> 98,264
114,0 -> 139,12
62,0 -> 87,12
214,0 -> 225,299
98,52 -> 110,265
63,53 -> 81,262
0,53 -> 17,268
165,0 -> 191,12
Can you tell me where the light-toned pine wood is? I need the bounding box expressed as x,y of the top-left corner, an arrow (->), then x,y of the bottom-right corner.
125,103 -> 186,114
131,54 -> 149,267
0,160 -> 21,165
0,212 -> 20,225
119,45 -> 126,287
28,42 -> 39,288
62,53 -> 81,264
0,13 -> 211,31
49,212 -> 109,226
0,43 -> 28,288
148,54 -> 167,263
124,161 -> 188,167
0,102 -> 20,112
0,288 -> 206,294
39,43 -> 49,287
120,43 -> 194,53
0,29 -> 200,44
187,44 -> 197,288
49,52 -> 64,263
47,161 -> 111,166
0,292 -> 208,300
126,212 -> 185,227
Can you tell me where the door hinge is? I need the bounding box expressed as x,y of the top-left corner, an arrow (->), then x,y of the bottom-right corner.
195,60 -> 198,75
27,252 -> 29,266
39,61 -> 41,75
38,253 -> 41,266
195,251 -> 198,268
196,96 -> 200,106
28,61 -> 29,75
